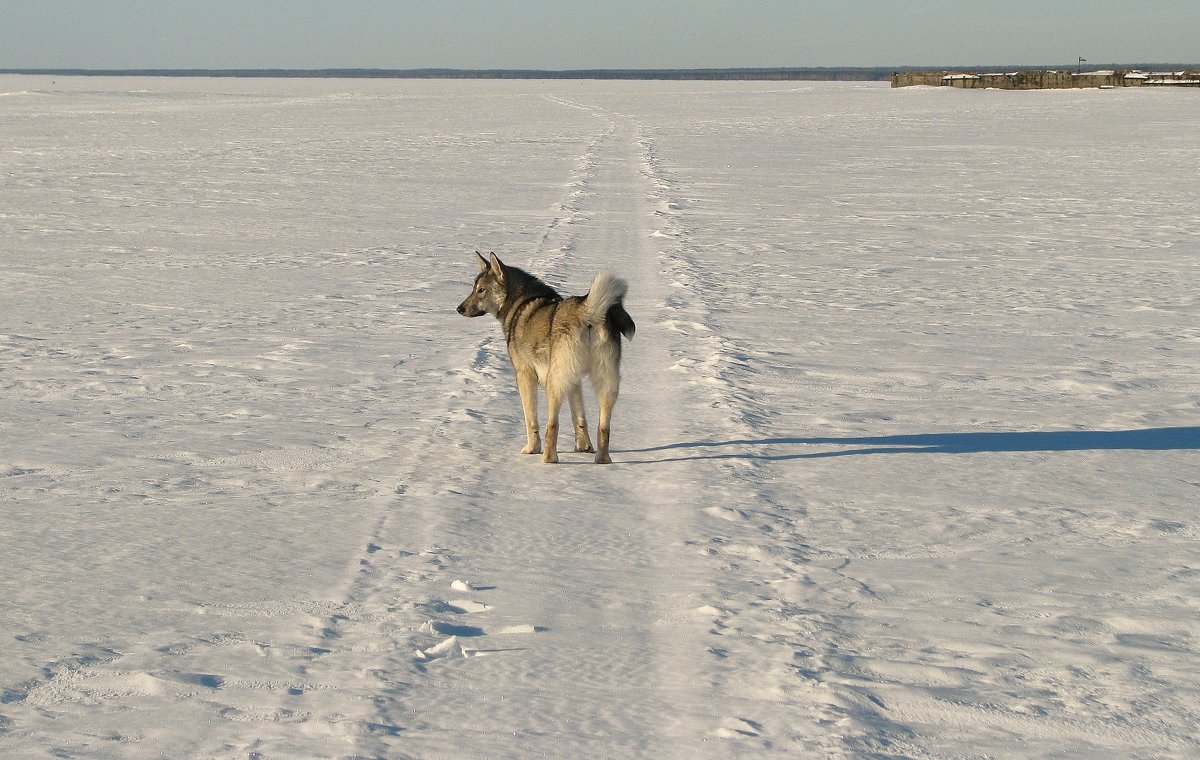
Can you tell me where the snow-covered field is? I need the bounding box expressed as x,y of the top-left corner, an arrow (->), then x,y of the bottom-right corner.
2,75 -> 1198,758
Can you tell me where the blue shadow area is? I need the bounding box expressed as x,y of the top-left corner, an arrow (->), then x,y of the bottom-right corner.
622,427 -> 1200,463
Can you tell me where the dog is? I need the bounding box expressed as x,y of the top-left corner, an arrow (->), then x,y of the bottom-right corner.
457,252 -> 635,464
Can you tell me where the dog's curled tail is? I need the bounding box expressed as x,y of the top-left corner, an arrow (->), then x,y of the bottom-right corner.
585,272 -> 636,341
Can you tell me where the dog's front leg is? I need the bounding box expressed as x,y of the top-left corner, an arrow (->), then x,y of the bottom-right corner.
516,367 -> 542,454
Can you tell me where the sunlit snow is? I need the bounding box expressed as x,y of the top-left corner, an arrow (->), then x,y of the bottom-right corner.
2,75 -> 1198,758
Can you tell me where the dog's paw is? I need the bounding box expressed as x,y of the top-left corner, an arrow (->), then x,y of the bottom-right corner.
574,443 -> 595,454
594,452 -> 612,464
521,441 -> 542,455
542,451 -> 559,464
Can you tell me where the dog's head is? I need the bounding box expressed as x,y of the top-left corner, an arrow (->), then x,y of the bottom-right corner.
457,251 -> 507,318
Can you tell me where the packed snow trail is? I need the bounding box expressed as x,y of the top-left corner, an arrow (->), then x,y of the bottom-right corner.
273,99 -> 786,758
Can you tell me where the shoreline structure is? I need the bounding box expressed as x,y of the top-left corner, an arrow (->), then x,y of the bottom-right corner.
892,68 -> 1200,89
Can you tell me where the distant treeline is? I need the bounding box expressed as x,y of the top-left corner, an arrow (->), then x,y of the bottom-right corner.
3,66 -> 1196,81
3,67 -> 892,81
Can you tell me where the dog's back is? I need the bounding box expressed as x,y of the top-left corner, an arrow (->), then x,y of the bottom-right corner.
501,270 -> 634,387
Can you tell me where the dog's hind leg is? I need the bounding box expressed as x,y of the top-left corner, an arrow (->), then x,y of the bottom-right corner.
569,384 -> 595,453
516,366 -> 542,455
542,382 -> 564,464
593,372 -> 619,464
595,389 -> 617,464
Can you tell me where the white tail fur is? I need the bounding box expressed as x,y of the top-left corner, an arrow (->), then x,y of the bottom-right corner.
584,272 -> 628,325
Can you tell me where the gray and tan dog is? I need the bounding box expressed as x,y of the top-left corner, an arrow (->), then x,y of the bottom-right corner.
457,252 -> 635,463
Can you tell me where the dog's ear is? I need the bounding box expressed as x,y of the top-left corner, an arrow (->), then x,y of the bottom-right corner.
488,252 -> 506,283
475,251 -> 490,271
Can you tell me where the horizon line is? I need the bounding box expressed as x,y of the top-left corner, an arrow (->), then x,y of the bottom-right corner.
4,63 -> 1198,81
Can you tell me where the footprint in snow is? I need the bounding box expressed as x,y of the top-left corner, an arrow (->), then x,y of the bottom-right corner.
413,581 -> 544,662
704,506 -> 749,522
451,579 -> 496,592
414,629 -> 543,663
439,599 -> 492,614
714,716 -> 766,740
414,636 -> 470,662
420,620 -> 546,638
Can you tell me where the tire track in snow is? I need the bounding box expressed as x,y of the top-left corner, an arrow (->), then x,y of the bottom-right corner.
222,100 -> 711,758
242,98 -> 746,758
527,96 -> 614,271
522,97 -> 880,754
349,99 -> 721,758
599,102 -> 931,754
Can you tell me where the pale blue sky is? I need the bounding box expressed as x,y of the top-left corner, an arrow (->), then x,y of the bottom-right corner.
2,1 -> 1196,70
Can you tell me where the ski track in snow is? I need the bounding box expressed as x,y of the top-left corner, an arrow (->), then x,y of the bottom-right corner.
2,76 -> 1199,758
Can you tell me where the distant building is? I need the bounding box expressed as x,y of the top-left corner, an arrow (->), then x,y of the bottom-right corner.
892,68 -> 1200,89
1144,71 -> 1200,86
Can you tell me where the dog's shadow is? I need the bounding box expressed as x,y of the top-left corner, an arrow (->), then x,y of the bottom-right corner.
619,426 -> 1200,464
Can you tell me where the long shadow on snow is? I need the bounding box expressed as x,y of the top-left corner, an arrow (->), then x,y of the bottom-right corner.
620,426 -> 1200,464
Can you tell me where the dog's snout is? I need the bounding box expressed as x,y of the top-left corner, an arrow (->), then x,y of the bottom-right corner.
456,303 -> 466,315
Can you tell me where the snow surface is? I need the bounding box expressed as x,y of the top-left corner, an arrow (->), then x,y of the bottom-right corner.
1,75 -> 1199,758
